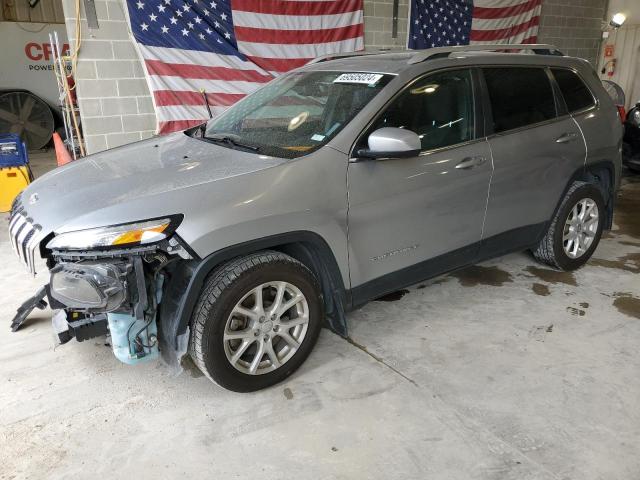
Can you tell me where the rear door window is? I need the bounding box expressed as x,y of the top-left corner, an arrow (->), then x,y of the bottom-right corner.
551,68 -> 596,113
483,67 -> 557,134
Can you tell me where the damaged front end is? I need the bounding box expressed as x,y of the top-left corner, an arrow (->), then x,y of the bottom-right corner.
9,201 -> 195,367
47,253 -> 168,364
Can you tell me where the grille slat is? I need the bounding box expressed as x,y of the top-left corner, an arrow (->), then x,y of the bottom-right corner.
8,204 -> 40,276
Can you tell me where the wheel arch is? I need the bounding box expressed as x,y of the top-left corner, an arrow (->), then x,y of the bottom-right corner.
579,161 -> 617,229
553,161 -> 617,231
157,231 -> 349,366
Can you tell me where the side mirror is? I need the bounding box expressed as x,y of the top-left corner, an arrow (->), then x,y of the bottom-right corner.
355,127 -> 421,160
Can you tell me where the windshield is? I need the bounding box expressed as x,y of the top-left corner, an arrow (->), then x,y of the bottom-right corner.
203,71 -> 393,158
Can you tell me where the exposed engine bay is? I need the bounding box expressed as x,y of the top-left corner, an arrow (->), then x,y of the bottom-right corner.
11,238 -> 192,367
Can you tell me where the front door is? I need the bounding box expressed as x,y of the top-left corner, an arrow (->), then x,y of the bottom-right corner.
347,69 -> 493,300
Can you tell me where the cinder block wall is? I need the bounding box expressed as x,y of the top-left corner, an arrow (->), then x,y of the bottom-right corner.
537,0 -> 607,65
61,0 -> 155,154
363,0 -> 409,50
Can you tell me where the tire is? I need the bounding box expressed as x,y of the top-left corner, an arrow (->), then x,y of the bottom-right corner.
532,181 -> 605,271
190,251 -> 323,392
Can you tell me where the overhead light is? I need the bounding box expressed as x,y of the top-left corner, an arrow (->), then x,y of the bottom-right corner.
411,84 -> 439,94
610,12 -> 626,28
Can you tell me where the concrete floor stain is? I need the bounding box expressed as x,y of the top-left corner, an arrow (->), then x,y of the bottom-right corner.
612,180 -> 640,239
375,289 -> 410,302
613,293 -> 640,320
451,265 -> 513,287
525,266 -> 577,286
532,283 -> 550,296
566,307 -> 586,316
283,387 -> 294,400
590,252 -> 640,274
619,240 -> 640,247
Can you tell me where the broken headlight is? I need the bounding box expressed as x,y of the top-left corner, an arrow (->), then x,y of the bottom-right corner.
46,217 -> 181,251
50,262 -> 127,311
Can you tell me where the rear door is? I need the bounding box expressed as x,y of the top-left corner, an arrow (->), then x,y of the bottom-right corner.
551,67 -> 621,172
480,66 -> 586,255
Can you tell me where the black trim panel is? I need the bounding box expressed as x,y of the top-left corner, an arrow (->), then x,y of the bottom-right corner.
350,243 -> 477,309
476,222 -> 546,262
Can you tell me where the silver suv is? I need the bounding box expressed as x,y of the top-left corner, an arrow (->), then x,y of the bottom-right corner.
8,45 -> 622,392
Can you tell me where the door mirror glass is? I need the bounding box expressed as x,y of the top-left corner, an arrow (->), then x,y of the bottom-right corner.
359,127 -> 421,159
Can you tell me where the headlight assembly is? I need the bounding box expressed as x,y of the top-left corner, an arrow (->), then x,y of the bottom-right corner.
46,216 -> 182,251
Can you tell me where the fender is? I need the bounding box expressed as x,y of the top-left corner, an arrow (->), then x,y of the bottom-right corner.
158,231 -> 349,363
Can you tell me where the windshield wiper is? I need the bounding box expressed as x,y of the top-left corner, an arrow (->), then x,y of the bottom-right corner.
203,134 -> 260,152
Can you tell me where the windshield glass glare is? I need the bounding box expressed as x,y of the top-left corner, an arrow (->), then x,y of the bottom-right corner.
204,71 -> 392,158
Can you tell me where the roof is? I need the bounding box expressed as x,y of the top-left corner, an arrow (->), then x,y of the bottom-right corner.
302,44 -> 570,75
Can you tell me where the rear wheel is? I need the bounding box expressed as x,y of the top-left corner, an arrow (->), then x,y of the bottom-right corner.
190,251 -> 323,392
532,181 -> 605,271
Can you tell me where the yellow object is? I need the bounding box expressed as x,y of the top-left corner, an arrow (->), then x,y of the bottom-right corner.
0,166 -> 31,213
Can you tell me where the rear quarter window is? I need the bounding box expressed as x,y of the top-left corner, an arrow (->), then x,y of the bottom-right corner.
483,67 -> 557,134
551,68 -> 596,113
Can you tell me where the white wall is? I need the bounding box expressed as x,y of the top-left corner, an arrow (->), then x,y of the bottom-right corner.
598,1 -> 640,108
607,0 -> 640,26
0,22 -> 68,106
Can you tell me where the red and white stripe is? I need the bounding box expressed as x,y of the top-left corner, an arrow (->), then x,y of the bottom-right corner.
233,0 -> 364,74
138,45 -> 271,134
139,1 -> 364,134
471,0 -> 542,45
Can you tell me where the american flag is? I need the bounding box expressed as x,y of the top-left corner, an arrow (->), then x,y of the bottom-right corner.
408,0 -> 541,49
125,0 -> 364,134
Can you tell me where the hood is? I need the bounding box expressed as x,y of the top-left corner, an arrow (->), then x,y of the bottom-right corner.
18,132 -> 286,235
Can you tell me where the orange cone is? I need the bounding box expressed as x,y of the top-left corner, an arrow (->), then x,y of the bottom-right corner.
53,132 -> 73,166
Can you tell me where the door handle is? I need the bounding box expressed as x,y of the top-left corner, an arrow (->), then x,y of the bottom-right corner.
455,156 -> 486,170
555,132 -> 579,144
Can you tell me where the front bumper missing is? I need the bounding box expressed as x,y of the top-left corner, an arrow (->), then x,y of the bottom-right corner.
10,256 -> 162,365
10,286 -> 48,332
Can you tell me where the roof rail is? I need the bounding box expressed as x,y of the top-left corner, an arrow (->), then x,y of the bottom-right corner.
407,44 -> 563,64
308,48 -> 405,65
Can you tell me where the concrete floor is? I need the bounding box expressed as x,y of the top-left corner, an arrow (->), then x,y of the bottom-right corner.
1,156 -> 639,479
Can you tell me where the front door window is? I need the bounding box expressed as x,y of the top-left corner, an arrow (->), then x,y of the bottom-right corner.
368,69 -> 475,151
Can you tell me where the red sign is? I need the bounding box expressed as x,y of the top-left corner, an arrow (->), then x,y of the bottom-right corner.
25,42 -> 70,61
604,44 -> 615,58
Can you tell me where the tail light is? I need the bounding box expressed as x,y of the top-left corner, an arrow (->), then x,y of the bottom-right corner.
616,105 -> 626,124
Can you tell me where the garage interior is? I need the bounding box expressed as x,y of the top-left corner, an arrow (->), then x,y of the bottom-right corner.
1,0 -> 640,479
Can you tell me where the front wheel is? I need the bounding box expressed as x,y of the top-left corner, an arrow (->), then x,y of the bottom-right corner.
190,251 -> 323,392
532,181 -> 605,271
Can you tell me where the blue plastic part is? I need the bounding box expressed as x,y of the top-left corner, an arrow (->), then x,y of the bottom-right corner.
106,275 -> 164,365
0,134 -> 29,168
107,312 -> 159,365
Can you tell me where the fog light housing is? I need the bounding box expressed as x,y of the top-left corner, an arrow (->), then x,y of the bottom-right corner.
50,263 -> 126,312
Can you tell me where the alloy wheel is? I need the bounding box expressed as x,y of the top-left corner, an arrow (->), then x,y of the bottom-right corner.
223,281 -> 310,375
562,198 -> 599,259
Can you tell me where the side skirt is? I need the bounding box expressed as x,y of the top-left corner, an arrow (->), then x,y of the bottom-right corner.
348,223 -> 546,309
